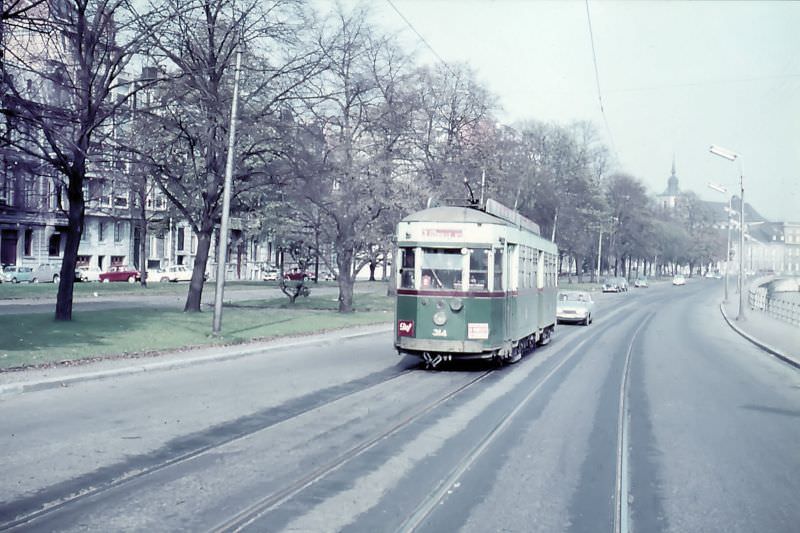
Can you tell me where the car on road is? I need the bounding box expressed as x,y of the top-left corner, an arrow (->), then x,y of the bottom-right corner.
672,274 -> 686,286
262,269 -> 280,281
99,265 -> 141,283
32,263 -> 61,283
634,277 -> 649,288
1,265 -> 34,283
557,290 -> 594,325
147,265 -> 193,282
76,266 -> 102,282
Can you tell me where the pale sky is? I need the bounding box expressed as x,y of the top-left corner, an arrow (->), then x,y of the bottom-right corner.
323,0 -> 800,222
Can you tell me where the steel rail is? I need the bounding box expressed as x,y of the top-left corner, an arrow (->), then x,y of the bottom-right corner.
209,370 -> 497,532
613,311 -> 654,533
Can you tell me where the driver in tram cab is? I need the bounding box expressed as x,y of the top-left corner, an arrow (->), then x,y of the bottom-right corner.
401,267 -> 415,288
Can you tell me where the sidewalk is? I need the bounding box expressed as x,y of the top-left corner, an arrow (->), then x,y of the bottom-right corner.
721,299 -> 800,368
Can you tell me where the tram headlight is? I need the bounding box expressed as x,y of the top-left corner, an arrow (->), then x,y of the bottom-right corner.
432,311 -> 448,326
449,298 -> 463,312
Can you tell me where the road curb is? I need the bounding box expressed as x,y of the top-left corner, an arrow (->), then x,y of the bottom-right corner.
0,324 -> 393,398
719,303 -> 799,369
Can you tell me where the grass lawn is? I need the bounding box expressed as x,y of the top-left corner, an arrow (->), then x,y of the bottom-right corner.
0,279 -> 301,300
0,291 -> 393,370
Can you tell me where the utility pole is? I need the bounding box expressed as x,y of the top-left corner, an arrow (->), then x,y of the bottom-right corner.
737,170 -> 746,321
212,44 -> 242,335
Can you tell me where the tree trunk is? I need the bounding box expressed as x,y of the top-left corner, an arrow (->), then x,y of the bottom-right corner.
386,249 -> 396,297
138,201 -> 148,287
368,259 -> 376,281
184,229 -> 212,312
55,171 -> 85,321
337,245 -> 355,313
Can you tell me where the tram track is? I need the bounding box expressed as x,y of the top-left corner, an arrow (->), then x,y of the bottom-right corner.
0,366 -> 419,531
397,300 -> 660,532
212,297 -> 649,532
208,369 -> 496,532
614,311 -> 654,533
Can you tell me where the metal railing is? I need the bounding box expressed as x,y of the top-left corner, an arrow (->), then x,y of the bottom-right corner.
749,287 -> 800,327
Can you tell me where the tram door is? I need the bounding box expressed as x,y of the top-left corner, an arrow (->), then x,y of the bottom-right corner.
504,243 -> 516,343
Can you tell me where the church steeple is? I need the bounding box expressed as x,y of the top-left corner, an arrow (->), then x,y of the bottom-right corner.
665,156 -> 679,196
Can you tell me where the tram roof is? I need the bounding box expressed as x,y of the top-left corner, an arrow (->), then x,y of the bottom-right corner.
402,203 -> 540,235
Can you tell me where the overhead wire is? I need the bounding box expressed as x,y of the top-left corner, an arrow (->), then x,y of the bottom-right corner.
384,0 -> 457,77
584,0 -> 620,166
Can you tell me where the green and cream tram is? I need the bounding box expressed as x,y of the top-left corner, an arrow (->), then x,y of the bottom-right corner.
395,199 -> 558,367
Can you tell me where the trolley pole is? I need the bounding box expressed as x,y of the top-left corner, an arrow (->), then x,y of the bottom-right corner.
212,45 -> 242,335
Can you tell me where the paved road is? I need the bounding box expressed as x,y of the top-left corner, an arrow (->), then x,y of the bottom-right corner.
0,280 -> 798,532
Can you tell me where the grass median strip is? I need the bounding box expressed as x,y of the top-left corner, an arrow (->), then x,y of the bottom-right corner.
0,293 -> 393,370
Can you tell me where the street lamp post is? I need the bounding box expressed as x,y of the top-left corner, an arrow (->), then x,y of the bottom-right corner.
707,182 -> 732,303
709,145 -> 746,321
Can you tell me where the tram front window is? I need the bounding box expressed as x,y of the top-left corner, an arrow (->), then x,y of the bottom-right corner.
399,247 -> 415,289
421,248 -> 463,290
469,249 -> 489,290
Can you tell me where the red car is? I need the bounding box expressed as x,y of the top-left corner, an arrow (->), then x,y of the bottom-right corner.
99,265 -> 141,283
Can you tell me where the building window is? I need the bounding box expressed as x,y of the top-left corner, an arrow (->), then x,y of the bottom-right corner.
177,227 -> 185,251
114,221 -> 123,242
111,255 -> 124,266
48,234 -> 61,256
98,222 -> 105,242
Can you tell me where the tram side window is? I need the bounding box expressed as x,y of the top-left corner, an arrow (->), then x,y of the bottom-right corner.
493,249 -> 504,290
469,249 -> 489,290
421,248 -> 463,290
399,247 -> 415,289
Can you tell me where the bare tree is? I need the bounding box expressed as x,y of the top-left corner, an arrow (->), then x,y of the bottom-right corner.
136,0 -> 318,312
2,0 -> 158,320
280,6 -> 420,312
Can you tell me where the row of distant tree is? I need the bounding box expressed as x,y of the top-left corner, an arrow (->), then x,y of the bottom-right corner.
1,0 -> 724,319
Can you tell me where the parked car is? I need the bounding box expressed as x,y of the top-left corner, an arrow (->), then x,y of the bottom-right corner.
98,265 -> 141,283
672,274 -> 686,286
1,265 -> 35,283
634,277 -> 649,288
262,269 -> 280,282
147,265 -> 193,282
556,290 -> 595,325
76,266 -> 102,282
32,263 -> 61,283
602,277 -> 627,293
283,269 -> 308,282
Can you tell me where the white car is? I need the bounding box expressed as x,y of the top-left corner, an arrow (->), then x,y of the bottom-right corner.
672,275 -> 686,286
262,269 -> 279,281
556,290 -> 595,326
76,266 -> 102,282
148,265 -> 194,282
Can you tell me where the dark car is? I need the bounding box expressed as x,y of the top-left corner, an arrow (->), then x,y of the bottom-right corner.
98,265 -> 141,283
